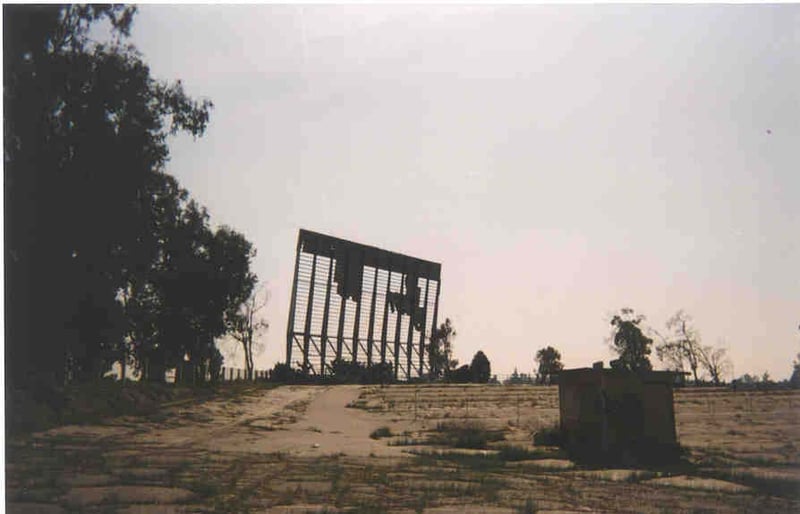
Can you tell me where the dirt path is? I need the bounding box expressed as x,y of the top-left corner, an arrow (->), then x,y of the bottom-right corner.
244,385 -> 411,457
7,384 -> 413,512
36,385 -> 410,456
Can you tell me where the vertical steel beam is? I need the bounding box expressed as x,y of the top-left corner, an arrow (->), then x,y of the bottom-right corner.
319,255 -> 334,376
366,267 -> 379,366
335,251 -> 348,362
405,273 -> 417,378
350,249 -> 363,363
380,268 -> 391,365
303,253 -> 318,372
418,278 -> 431,375
430,277 -> 441,373
393,268 -> 405,380
406,299 -> 414,379
285,233 -> 302,366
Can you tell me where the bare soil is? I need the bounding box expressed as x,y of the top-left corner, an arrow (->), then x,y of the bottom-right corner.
6,384 -> 800,513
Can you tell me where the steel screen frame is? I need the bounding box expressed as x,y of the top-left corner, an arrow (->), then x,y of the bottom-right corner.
286,229 -> 441,380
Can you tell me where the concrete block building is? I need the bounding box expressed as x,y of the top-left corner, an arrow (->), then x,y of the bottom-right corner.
558,364 -> 683,463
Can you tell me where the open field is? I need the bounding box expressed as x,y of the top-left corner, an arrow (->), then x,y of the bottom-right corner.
6,384 -> 800,513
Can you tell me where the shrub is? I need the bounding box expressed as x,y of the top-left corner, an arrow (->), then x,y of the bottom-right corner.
269,362 -> 304,383
470,351 -> 491,383
446,365 -> 472,384
517,497 -> 538,514
496,444 -> 545,461
327,359 -> 395,385
533,424 -> 562,446
433,420 -> 505,449
370,426 -> 393,439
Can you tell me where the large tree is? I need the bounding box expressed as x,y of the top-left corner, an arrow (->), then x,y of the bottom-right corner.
135,204 -> 257,381
5,5 -> 220,387
535,346 -> 563,385
609,308 -> 653,372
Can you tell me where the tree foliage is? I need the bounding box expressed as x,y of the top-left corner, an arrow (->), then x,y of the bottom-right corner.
5,5 -> 254,389
227,286 -> 269,381
327,359 -> 394,384
535,346 -> 563,385
791,355 -> 800,388
469,350 -> 491,384
654,310 -> 704,383
699,344 -> 732,385
428,318 -> 457,380
654,311 -> 732,384
447,365 -> 472,384
503,367 -> 535,385
609,308 -> 653,372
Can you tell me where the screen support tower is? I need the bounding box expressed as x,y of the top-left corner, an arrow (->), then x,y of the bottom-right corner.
286,229 -> 441,381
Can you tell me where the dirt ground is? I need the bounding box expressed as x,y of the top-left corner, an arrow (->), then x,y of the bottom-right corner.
6,384 -> 800,513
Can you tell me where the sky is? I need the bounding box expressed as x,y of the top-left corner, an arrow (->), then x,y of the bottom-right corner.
127,4 -> 799,380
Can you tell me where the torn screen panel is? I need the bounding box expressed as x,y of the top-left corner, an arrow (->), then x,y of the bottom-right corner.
287,229 -> 441,380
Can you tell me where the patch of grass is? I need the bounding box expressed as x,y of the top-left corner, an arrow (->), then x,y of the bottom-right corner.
700,468 -> 800,499
496,444 -> 555,462
432,420 -> 505,449
346,399 -> 370,409
412,449 -> 505,472
532,424 -> 562,446
189,477 -> 221,498
6,379 -> 267,435
389,437 -> 429,447
343,500 -> 391,514
370,426 -> 393,439
516,496 -> 539,513
622,470 -> 658,483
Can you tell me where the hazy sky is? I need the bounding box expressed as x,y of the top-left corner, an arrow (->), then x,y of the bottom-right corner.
128,4 -> 799,379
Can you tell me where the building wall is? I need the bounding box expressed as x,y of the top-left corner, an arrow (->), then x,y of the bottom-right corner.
558,369 -> 679,462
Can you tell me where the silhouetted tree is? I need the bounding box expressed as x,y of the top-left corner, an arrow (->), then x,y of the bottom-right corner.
227,286 -> 268,381
210,347 -> 224,382
535,346 -> 563,385
609,308 -> 653,372
738,373 -> 759,385
469,351 -> 491,383
327,359 -> 394,384
654,310 -> 704,383
448,365 -> 472,384
143,211 -> 255,382
503,367 -> 535,385
792,324 -> 800,388
791,354 -> 800,388
428,318 -> 457,380
699,344 -> 732,385
5,5 -> 213,388
270,362 -> 299,383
